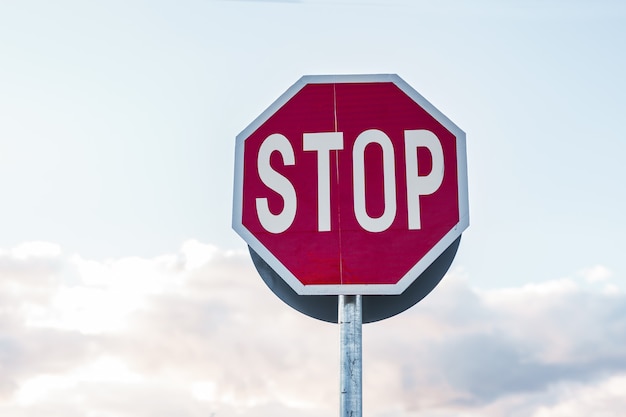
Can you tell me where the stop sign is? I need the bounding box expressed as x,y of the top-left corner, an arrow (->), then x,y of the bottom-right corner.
233,74 -> 468,296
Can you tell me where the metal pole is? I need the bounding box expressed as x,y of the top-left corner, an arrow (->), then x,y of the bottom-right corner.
339,295 -> 362,417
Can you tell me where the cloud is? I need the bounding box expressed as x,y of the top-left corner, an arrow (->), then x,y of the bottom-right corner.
530,375 -> 626,417
0,242 -> 625,416
579,264 -> 613,283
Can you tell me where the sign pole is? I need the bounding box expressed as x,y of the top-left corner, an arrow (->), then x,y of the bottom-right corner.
339,295 -> 362,417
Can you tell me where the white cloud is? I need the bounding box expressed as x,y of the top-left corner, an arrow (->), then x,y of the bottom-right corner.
180,240 -> 220,270
14,356 -> 144,406
0,241 -> 625,417
531,374 -> 626,417
191,380 -> 218,402
579,264 -> 613,283
7,241 -> 62,260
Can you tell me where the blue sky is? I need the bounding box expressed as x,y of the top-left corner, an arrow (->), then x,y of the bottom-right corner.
1,1 -> 625,416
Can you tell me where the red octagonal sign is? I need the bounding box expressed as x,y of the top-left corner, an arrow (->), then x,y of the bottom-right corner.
233,74 -> 468,295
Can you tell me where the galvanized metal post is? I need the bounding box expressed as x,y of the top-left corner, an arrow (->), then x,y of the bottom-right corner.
339,294 -> 362,417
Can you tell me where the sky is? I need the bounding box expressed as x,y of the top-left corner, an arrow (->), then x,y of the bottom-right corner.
1,1 -> 625,416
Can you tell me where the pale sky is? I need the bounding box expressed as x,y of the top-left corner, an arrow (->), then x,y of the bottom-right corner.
1,1 -> 625,416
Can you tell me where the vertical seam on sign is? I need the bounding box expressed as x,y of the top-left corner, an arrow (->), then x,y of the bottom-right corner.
334,84 -> 344,285
334,83 -> 338,132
